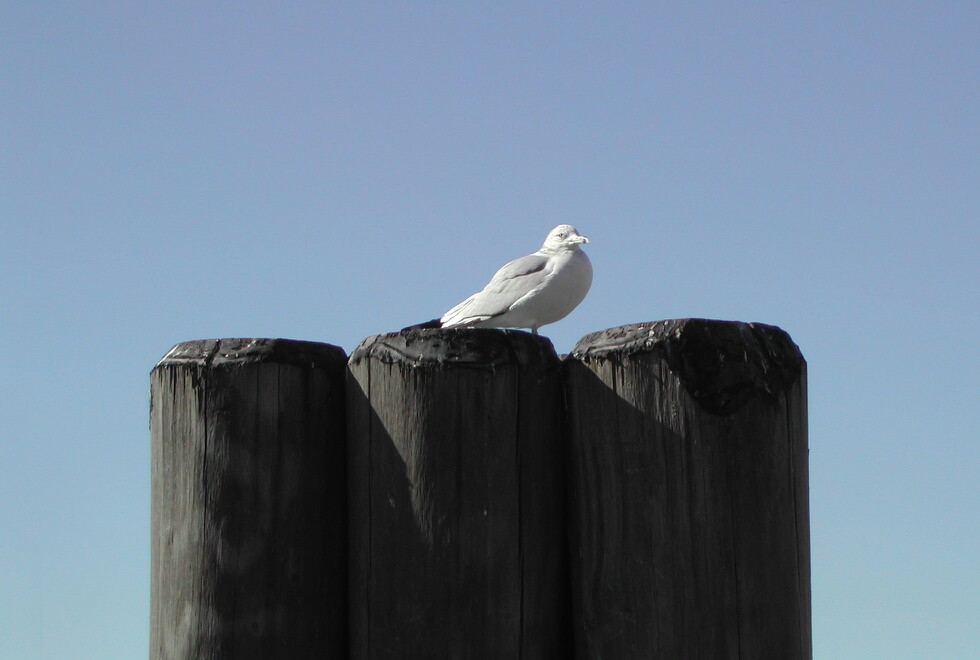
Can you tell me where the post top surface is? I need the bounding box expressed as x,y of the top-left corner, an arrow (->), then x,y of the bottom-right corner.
154,338 -> 348,371
570,319 -> 805,414
350,328 -> 560,369
572,318 -> 803,359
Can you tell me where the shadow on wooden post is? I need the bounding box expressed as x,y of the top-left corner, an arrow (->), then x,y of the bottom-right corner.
347,329 -> 570,659
149,338 -> 348,659
564,319 -> 810,659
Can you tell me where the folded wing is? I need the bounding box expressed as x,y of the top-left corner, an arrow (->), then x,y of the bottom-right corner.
441,253 -> 552,327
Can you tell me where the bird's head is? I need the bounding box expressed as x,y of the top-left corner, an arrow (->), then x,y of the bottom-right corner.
542,224 -> 589,253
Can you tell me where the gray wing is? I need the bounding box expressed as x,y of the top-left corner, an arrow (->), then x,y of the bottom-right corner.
441,253 -> 553,326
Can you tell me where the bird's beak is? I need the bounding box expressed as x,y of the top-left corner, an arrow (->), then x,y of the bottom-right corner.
576,235 -> 590,244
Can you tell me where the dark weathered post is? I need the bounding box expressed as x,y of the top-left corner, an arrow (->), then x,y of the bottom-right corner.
150,338 -> 348,659
347,329 -> 570,659
564,319 -> 810,659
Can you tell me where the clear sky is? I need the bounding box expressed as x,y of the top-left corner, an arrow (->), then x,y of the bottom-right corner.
1,2 -> 977,658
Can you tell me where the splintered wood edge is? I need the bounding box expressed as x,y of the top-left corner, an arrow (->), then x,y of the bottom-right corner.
153,338 -> 348,371
349,328 -> 561,369
569,319 -> 806,415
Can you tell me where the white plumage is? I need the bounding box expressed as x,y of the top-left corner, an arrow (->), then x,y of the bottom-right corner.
434,224 -> 593,335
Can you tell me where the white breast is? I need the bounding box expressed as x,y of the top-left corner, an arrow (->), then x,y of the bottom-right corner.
504,250 -> 592,329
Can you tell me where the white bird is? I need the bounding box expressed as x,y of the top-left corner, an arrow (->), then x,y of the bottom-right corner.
407,224 -> 592,335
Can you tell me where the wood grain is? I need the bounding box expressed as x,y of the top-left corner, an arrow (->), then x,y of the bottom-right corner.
150,338 -> 348,659
564,319 -> 810,659
347,328 -> 570,659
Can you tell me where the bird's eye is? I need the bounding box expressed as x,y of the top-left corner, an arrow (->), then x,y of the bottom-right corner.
557,232 -> 565,239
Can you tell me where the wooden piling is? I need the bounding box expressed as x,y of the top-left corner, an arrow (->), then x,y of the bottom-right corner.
347,329 -> 570,659
563,319 -> 810,659
149,338 -> 348,659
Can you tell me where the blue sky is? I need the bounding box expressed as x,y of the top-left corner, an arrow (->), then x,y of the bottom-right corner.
1,2 -> 977,658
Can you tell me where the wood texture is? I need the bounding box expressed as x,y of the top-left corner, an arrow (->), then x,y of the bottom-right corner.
347,329 -> 570,659
150,338 -> 348,659
564,319 -> 810,659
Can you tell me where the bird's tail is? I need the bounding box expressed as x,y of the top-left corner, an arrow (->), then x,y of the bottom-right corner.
400,318 -> 444,332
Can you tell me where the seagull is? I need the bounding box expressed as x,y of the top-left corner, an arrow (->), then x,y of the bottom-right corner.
406,224 -> 592,335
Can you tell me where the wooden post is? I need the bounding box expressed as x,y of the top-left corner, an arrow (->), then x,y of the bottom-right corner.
564,319 -> 810,659
347,329 -> 570,659
150,338 -> 348,659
